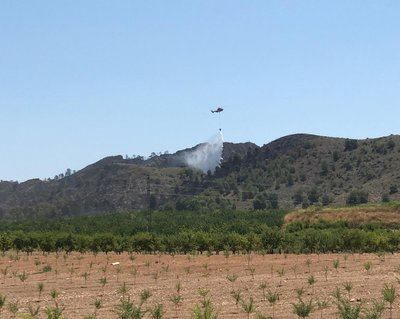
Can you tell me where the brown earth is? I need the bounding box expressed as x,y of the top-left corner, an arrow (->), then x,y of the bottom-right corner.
1,252 -> 400,318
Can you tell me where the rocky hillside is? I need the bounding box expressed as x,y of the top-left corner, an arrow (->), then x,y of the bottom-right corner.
0,142 -> 257,218
214,134 -> 400,209
2,134 -> 400,218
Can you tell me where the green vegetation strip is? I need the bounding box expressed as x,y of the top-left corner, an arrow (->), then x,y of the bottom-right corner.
2,207 -> 400,254
1,226 -> 400,254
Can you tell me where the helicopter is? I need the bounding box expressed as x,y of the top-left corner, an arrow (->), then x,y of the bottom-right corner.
211,107 -> 224,113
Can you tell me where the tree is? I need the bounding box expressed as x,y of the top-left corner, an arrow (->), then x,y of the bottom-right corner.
346,190 -> 368,205
0,234 -> 11,253
389,185 -> 398,194
170,294 -> 182,317
8,301 -> 19,319
25,304 -> 40,318
114,297 -> 145,319
253,193 -> 267,210
308,188 -> 319,204
266,193 -> 279,209
292,299 -> 314,318
335,297 -> 362,319
344,139 -> 358,151
316,299 -> 330,319
241,297 -> 255,319
90,234 -> 116,254
363,300 -> 384,319
320,161 -> 329,176
343,282 -> 353,300
322,194 -> 331,206
231,290 -> 242,308
267,291 -> 279,318
308,275 -> 316,295
293,190 -> 304,206
382,283 -> 396,319
149,195 -> 157,210
193,299 -> 218,319
150,304 -> 165,319
253,193 -> 279,210
364,262 -> 372,275
0,294 -> 5,316
382,193 -> 390,203
37,282 -> 44,300
287,175 -> 294,187
332,151 -> 340,162
387,140 -> 396,150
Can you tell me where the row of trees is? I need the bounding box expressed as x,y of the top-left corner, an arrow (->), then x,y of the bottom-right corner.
0,209 -> 286,235
1,227 -> 400,255
253,188 -> 370,209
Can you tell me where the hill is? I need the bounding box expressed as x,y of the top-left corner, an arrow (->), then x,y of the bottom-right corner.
2,133 -> 400,218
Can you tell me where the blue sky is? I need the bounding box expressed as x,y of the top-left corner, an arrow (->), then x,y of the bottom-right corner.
1,1 -> 400,181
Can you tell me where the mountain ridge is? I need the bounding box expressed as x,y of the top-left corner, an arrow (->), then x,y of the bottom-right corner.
2,133 -> 400,218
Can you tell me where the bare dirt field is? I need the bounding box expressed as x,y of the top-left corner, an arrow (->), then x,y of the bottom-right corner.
1,251 -> 399,318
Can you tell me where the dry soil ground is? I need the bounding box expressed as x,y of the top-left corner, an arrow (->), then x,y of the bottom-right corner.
1,252 -> 399,318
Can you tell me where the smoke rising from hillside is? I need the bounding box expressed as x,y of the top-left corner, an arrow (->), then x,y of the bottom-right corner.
184,131 -> 223,173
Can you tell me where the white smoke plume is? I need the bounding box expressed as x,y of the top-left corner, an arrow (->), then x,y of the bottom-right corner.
184,131 -> 224,173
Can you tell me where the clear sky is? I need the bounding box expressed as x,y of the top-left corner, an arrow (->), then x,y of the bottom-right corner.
1,1 -> 400,182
